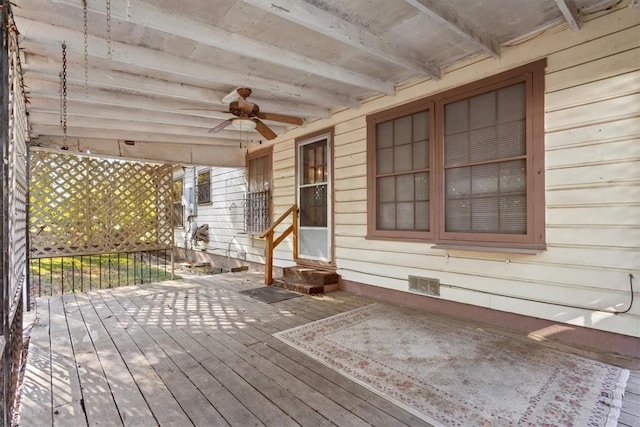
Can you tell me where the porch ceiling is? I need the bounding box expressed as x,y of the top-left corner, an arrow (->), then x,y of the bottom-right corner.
13,0 -> 615,166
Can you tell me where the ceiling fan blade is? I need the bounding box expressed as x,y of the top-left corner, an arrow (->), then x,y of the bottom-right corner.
208,119 -> 233,133
221,87 -> 241,104
256,111 -> 303,125
254,119 -> 278,140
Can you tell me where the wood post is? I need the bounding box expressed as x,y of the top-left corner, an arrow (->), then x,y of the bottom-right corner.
260,204 -> 297,286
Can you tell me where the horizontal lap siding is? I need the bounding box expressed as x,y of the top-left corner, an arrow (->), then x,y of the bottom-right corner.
173,167 -> 271,265
267,6 -> 640,338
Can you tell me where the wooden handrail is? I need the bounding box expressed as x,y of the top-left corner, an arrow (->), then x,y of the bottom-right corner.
260,204 -> 298,285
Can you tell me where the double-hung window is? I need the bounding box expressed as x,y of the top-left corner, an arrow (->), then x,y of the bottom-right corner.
172,178 -> 184,228
196,170 -> 211,204
367,60 -> 546,250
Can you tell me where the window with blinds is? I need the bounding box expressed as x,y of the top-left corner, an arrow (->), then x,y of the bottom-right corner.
367,60 -> 546,249
172,178 -> 184,228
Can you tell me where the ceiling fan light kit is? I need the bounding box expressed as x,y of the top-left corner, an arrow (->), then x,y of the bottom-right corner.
232,118 -> 257,131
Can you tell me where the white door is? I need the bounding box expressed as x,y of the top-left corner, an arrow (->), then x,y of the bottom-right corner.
297,135 -> 331,262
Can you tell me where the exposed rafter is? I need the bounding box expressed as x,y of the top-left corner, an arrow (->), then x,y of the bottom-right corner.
52,0 -> 395,95
403,0 -> 500,58
25,57 -> 330,118
242,0 -> 441,79
555,0 -> 581,31
18,18 -> 358,108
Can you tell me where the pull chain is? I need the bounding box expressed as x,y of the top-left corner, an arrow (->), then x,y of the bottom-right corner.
83,0 -> 89,94
61,42 -> 68,149
106,0 -> 112,58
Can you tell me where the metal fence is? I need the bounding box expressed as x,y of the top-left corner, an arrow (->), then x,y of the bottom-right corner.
28,250 -> 174,299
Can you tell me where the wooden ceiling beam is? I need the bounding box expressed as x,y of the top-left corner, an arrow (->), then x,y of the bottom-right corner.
403,0 -> 500,58
52,0 -> 395,95
554,0 -> 581,31
30,111 -> 257,141
25,57 -> 330,118
27,99 -> 287,134
30,125 -> 254,147
242,0 -> 441,79
31,138 -> 246,168
18,18 -> 358,108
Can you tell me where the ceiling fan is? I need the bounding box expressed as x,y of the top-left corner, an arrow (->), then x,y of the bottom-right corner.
189,87 -> 304,140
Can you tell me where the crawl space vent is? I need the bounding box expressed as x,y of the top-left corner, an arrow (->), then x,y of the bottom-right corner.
408,276 -> 440,296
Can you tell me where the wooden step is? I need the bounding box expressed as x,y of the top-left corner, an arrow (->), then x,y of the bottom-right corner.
282,267 -> 339,286
273,267 -> 340,294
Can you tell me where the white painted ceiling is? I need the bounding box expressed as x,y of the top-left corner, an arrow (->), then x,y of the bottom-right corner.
13,0 -> 617,162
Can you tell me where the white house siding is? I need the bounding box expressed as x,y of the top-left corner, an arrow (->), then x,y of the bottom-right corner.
261,6 -> 640,338
173,166 -> 269,268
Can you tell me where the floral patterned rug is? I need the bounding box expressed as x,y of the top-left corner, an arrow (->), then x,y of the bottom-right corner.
274,304 -> 629,427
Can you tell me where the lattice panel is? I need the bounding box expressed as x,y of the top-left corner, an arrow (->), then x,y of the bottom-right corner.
29,151 -> 174,258
7,21 -> 28,303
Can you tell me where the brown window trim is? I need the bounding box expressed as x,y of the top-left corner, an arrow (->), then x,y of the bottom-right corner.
366,59 -> 547,251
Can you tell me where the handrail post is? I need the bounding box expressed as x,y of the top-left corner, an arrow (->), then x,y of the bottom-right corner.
265,231 -> 273,285
260,204 -> 297,286
292,207 -> 298,261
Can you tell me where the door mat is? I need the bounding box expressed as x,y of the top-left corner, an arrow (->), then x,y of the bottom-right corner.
274,304 -> 629,427
239,286 -> 302,304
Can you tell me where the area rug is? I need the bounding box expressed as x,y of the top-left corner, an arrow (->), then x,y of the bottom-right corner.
274,304 -> 629,427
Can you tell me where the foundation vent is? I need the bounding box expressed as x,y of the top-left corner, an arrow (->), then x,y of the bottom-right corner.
408,276 -> 440,296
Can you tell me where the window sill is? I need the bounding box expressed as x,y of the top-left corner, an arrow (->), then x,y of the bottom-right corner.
431,243 -> 545,255
197,201 -> 212,206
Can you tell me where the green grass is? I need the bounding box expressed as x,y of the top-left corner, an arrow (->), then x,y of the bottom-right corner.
29,252 -> 179,297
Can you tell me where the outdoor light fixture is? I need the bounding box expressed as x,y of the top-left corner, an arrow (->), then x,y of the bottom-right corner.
231,118 -> 256,132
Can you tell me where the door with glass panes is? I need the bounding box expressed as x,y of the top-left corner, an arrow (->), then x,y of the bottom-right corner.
297,135 -> 331,262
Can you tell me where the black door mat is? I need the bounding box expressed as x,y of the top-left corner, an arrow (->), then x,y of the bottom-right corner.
239,286 -> 303,304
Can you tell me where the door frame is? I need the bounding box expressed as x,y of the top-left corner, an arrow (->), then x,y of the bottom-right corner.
295,127 -> 335,269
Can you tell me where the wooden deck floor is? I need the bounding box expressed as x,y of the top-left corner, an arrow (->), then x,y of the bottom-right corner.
18,272 -> 640,427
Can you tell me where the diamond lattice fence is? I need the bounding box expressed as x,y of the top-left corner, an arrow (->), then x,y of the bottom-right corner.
29,151 -> 173,258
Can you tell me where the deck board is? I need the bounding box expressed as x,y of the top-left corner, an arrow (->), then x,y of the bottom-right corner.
19,272 -> 639,427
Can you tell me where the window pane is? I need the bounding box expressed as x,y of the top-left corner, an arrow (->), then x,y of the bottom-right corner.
300,185 -> 327,227
377,121 -> 393,149
471,163 -> 498,196
394,116 -> 412,146
396,202 -> 414,230
413,140 -> 429,169
394,144 -> 412,173
415,201 -> 430,230
500,195 -> 527,233
377,147 -> 393,174
498,83 -> 526,123
445,100 -> 468,135
413,112 -> 429,141
377,176 -> 395,203
470,91 -> 496,130
378,202 -> 396,230
500,160 -> 526,194
446,167 -> 470,198
469,127 -> 497,162
472,197 -> 499,232
445,132 -> 468,165
497,121 -> 526,158
446,199 -> 470,232
396,174 -> 414,202
415,172 -> 429,202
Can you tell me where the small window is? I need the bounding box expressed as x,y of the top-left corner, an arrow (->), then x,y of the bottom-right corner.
196,170 -> 211,204
245,148 -> 272,234
173,178 -> 184,227
367,60 -> 546,250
